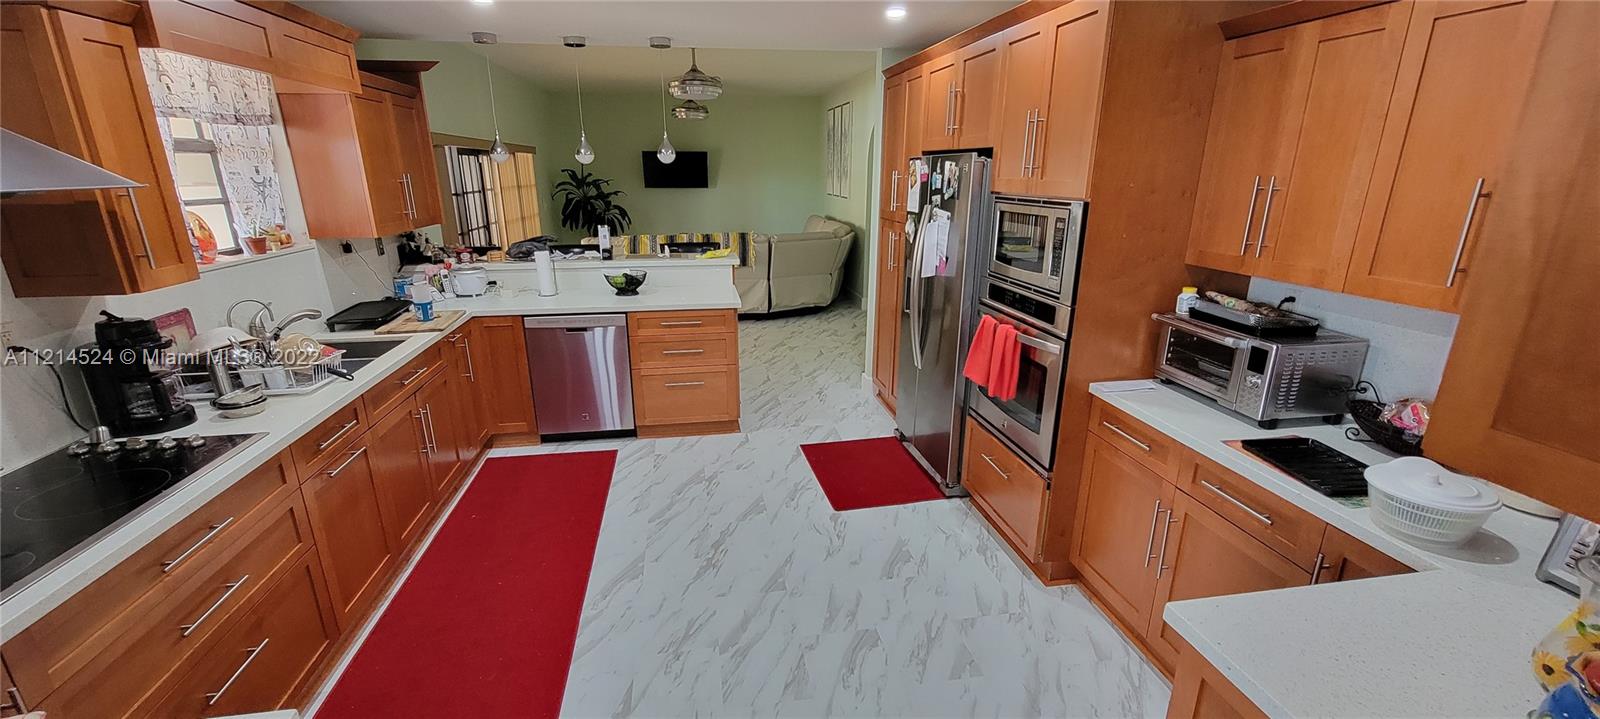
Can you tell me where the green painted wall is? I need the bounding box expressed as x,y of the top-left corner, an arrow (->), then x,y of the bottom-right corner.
818,69 -> 880,303
355,39 -> 564,237
535,91 -> 823,242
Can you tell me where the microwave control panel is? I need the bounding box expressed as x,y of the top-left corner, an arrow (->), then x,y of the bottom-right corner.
1049,216 -> 1068,281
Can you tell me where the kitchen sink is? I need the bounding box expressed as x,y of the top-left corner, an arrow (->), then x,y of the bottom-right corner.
323,338 -> 406,371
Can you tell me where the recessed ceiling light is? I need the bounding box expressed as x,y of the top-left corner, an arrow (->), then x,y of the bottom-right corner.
471,0 -> 493,5
885,6 -> 907,19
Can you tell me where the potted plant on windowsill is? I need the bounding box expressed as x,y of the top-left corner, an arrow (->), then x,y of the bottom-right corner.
552,168 -> 632,239
242,220 -> 272,255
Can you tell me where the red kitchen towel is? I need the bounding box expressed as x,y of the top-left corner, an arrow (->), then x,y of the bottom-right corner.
963,315 -> 999,387
989,324 -> 1022,401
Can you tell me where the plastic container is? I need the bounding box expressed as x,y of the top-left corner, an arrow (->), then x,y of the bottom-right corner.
1365,457 -> 1501,546
1176,286 -> 1200,314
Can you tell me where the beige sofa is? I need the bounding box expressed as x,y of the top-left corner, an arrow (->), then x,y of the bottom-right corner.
735,215 -> 855,314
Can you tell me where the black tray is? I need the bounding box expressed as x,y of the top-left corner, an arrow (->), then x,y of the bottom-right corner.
325,297 -> 411,332
1238,436 -> 1369,497
1190,300 -> 1319,339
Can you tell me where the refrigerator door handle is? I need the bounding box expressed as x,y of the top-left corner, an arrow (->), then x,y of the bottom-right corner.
908,209 -> 931,370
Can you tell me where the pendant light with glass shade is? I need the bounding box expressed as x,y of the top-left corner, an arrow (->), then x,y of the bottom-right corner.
473,31 -> 512,163
650,37 -> 676,164
669,48 -> 722,101
565,36 -> 595,165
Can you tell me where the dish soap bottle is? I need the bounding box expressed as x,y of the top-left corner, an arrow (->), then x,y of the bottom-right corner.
1176,286 -> 1200,315
1532,555 -> 1600,718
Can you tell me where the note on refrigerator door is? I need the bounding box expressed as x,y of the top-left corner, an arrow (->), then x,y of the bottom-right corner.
920,208 -> 951,278
906,161 -> 923,213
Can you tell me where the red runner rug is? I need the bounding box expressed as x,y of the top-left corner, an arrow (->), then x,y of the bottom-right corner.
316,451 -> 616,719
800,437 -> 948,511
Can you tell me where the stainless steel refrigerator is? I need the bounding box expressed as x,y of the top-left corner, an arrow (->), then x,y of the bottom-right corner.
895,152 -> 991,495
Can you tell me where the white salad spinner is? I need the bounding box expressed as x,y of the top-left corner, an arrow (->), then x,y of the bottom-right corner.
1365,457 -> 1501,547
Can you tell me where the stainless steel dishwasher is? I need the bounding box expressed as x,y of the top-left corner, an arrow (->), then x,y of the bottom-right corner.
522,314 -> 634,437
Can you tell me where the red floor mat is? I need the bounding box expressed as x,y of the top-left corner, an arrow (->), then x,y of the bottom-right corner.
316,451 -> 616,719
800,437 -> 949,511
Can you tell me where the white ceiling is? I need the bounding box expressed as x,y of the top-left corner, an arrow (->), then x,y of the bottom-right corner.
302,1 -> 1015,52
468,44 -> 877,94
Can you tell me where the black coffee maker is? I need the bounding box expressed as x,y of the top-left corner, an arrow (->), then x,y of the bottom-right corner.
82,311 -> 196,436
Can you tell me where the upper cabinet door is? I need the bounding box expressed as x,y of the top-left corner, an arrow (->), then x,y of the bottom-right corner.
952,35 -> 1002,150
921,53 -> 960,152
1253,3 -> 1410,290
1185,24 -> 1305,275
991,16 -> 1053,195
903,67 -> 928,159
1427,0 -> 1600,522
0,6 -> 198,297
388,92 -> 441,228
1031,0 -> 1110,200
879,71 -> 908,221
1341,0 -> 1554,311
350,90 -> 409,237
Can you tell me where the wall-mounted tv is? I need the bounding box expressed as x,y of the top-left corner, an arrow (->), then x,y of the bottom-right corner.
641,151 -> 708,188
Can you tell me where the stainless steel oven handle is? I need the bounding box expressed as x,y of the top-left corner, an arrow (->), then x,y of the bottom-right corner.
1237,175 -> 1262,255
1015,333 -> 1062,355
1446,177 -> 1487,288
1151,313 -> 1244,349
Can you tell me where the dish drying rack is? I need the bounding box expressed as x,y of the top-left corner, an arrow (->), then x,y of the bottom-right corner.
178,349 -> 346,400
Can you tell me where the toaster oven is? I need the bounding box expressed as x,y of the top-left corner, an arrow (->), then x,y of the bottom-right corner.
1152,313 -> 1369,428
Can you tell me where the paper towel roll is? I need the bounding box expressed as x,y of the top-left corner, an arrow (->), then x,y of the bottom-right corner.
535,250 -> 559,297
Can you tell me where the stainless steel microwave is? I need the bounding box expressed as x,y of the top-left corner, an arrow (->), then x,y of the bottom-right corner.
1152,313 -> 1369,428
990,196 -> 1085,300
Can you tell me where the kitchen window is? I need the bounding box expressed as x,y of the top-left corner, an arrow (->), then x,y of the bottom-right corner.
443,144 -> 541,250
168,118 -> 242,253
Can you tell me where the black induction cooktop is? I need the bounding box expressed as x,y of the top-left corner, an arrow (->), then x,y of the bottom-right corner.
1,432 -> 261,598
1237,436 -> 1370,497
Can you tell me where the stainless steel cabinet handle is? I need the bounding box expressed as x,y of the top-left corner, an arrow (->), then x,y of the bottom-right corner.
945,84 -> 954,133
1446,177 -> 1488,288
398,367 -> 429,386
206,638 -> 270,706
1030,114 -> 1046,175
1144,500 -> 1163,567
123,188 -> 157,270
949,86 -> 961,132
2,686 -> 27,714
1309,551 -> 1331,585
162,517 -> 235,573
980,453 -> 1009,479
1254,175 -> 1281,257
457,337 -> 476,381
397,177 -> 411,217
1154,508 -> 1177,578
316,419 -> 360,451
1100,421 -> 1152,452
421,405 -> 439,452
890,170 -> 900,210
662,349 -> 705,355
180,575 -> 249,637
1021,109 -> 1037,176
445,333 -> 463,341
1199,479 -> 1273,525
1237,175 -> 1263,255
413,411 -> 430,454
325,447 -> 367,477
664,381 -> 706,388
659,320 -> 703,327
888,231 -> 898,269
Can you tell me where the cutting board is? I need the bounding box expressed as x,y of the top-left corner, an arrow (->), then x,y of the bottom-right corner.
375,310 -> 466,334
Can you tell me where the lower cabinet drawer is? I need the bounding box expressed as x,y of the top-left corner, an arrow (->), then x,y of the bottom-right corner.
631,333 -> 737,369
35,495 -> 315,719
361,344 -> 441,422
1179,453 -> 1326,572
628,309 -> 737,337
632,365 -> 740,425
145,549 -> 339,717
962,418 -> 1047,560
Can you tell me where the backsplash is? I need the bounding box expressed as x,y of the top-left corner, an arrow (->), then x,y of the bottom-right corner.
1247,277 -> 1459,401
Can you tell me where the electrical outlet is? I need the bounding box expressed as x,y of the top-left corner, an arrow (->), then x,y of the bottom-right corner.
375,238 -> 385,256
0,329 -> 13,347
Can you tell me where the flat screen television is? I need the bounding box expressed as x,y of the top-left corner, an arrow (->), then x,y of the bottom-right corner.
641,151 -> 708,188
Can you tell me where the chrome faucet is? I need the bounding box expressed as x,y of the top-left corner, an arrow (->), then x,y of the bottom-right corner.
269,309 -> 324,342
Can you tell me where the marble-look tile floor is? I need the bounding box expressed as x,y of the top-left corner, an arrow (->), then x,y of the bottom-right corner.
515,304 -> 1171,717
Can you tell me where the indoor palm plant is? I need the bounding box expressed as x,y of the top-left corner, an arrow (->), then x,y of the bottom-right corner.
552,168 -> 632,236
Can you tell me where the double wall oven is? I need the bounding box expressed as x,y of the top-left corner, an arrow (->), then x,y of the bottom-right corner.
968,196 -> 1086,473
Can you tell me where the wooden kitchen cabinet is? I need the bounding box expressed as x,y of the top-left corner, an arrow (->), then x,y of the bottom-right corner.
416,370 -> 466,496
629,310 -> 741,437
1167,647 -> 1268,719
135,0 -> 361,93
300,440 -> 395,630
279,72 -> 441,239
469,316 -> 537,438
0,656 -> 24,717
879,70 -> 910,222
1070,433 -> 1176,633
1342,0 -> 1554,311
367,394 -> 435,551
1144,491 -> 1311,668
0,5 -> 199,297
990,14 -> 1054,195
1314,525 -> 1414,583
871,217 -> 903,412
902,66 -> 928,159
919,37 -> 1002,153
444,327 -> 492,451
1425,0 -> 1600,522
963,418 -> 1048,561
920,52 -> 960,152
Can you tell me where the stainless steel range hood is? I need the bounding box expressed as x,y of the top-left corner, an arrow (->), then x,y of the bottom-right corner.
1,128 -> 143,195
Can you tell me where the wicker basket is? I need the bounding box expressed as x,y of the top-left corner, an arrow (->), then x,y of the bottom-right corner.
1346,399 -> 1423,456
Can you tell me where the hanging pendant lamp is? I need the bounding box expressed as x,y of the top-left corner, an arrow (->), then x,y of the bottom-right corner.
655,40 -> 676,163
485,57 -> 510,163
669,48 -> 722,101
672,99 -> 709,120
570,38 -> 595,165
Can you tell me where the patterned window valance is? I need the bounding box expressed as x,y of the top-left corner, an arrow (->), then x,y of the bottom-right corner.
139,48 -> 274,126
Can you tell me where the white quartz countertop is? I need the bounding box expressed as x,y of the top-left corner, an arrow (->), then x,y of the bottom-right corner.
1089,382 -> 1572,718
0,284 -> 739,641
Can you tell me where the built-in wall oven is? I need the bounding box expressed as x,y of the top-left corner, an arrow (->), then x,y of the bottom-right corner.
968,276 -> 1071,473
990,196 -> 1087,299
